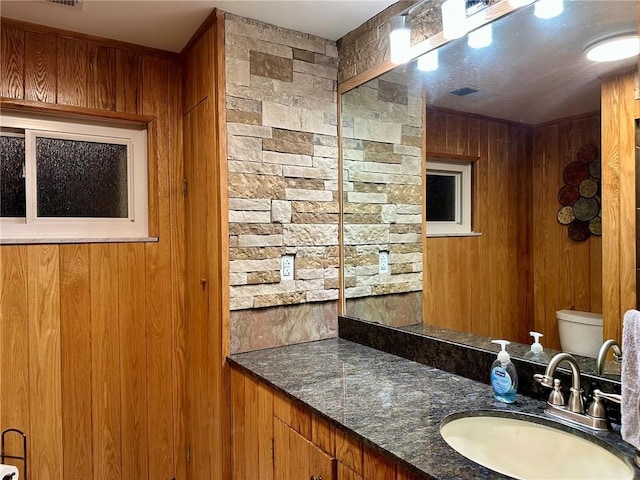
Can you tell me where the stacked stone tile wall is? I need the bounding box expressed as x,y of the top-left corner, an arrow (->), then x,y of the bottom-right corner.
225,13 -> 340,352
337,0 -> 437,84
341,67 -> 423,302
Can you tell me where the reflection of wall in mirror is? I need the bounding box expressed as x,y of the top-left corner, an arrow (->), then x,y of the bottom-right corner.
424,105 -> 603,350
342,68 -> 424,327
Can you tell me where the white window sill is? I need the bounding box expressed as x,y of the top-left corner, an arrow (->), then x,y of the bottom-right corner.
1,237 -> 159,245
427,232 -> 483,238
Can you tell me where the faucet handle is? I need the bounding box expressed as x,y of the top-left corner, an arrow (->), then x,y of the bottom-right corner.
548,378 -> 565,406
534,373 -> 554,388
592,389 -> 621,404
587,389 -> 619,423
587,395 -> 607,420
534,373 -> 564,405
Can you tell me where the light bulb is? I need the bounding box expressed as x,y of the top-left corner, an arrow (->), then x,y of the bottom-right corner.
442,0 -> 467,40
468,24 -> 492,49
389,15 -> 411,64
417,50 -> 439,72
534,0 -> 563,19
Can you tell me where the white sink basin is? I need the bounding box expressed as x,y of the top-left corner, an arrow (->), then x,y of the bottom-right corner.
440,412 -> 635,480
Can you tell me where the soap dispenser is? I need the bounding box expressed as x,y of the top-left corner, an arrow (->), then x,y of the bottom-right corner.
490,340 -> 518,403
524,331 -> 549,363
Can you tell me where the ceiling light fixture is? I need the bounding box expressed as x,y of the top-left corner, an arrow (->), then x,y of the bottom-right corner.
417,50 -> 439,72
389,15 -> 411,64
534,0 -> 563,19
468,24 -> 492,49
585,35 -> 640,62
441,0 -> 467,40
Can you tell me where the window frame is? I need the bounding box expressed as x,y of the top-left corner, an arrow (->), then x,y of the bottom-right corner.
0,111 -> 148,242
425,159 -> 473,236
0,130 -> 26,224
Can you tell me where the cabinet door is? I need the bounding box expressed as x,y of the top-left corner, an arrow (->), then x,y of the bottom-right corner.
274,417 -> 336,480
231,367 -> 274,480
338,462 -> 364,480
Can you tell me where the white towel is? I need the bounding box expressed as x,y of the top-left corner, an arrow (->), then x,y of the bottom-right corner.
622,309 -> 640,450
0,464 -> 18,480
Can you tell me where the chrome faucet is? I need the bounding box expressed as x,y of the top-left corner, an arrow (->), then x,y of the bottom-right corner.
596,339 -> 622,375
534,352 -> 616,431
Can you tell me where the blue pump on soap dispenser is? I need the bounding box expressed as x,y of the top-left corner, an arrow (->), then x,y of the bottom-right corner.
490,340 -> 518,403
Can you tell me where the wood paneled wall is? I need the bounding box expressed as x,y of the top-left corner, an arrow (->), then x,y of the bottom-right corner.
601,71 -> 637,343
0,20 -> 186,480
532,113 -> 602,349
424,107 -> 606,349
424,106 -> 607,348
424,107 -> 534,344
181,11 -> 230,480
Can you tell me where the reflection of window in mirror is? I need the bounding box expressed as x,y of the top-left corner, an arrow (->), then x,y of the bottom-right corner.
426,159 -> 474,236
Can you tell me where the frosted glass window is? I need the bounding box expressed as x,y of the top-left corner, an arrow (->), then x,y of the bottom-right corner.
0,111 -> 148,242
0,134 -> 26,217
426,159 -> 472,235
36,137 -> 128,218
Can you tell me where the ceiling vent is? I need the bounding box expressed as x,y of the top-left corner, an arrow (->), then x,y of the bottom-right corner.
44,0 -> 83,10
449,86 -> 480,97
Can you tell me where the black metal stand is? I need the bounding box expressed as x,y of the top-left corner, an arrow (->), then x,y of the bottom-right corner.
1,429 -> 27,479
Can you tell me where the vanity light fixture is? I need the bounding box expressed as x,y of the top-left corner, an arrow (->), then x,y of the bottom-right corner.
534,0 -> 563,19
389,15 -> 411,64
467,24 -> 492,49
585,35 -> 640,62
441,0 -> 467,40
417,50 -> 439,71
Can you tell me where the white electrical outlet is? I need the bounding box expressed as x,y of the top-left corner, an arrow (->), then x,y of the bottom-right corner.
379,251 -> 389,274
281,254 -> 294,281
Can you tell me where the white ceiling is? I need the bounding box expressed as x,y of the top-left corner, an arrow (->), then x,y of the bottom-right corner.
0,0 -> 398,51
418,0 -> 639,124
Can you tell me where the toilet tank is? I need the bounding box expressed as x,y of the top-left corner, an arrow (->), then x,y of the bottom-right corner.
556,309 -> 603,358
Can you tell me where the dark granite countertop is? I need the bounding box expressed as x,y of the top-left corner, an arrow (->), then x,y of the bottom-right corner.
229,338 -> 639,480
399,322 -> 622,380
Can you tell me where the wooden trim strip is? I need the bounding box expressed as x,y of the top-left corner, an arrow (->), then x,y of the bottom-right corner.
215,11 -> 230,358
533,109 -> 602,128
0,18 -> 178,59
1,97 -> 154,124
338,61 -> 394,95
181,9 -> 219,55
428,105 -> 532,127
214,11 -> 233,480
426,152 -> 480,163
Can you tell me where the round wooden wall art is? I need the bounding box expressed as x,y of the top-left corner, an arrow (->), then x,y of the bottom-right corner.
556,144 -> 601,242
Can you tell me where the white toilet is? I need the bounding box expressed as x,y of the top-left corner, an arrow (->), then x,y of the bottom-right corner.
556,309 -> 603,358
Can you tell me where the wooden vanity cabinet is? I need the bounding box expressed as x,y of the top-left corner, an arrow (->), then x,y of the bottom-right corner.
231,365 -> 421,480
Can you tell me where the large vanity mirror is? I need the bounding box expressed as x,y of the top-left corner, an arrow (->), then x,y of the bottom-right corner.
339,0 -> 638,381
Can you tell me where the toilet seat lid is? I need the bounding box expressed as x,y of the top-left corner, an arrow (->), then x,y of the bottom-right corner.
556,309 -> 603,326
